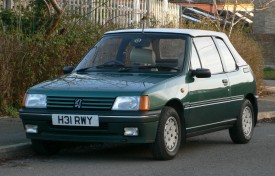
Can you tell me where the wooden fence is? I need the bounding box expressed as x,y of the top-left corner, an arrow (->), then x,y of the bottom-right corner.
148,0 -> 180,27
1,0 -> 180,28
60,0 -> 180,27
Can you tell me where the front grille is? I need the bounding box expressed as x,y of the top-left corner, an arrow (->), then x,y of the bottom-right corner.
47,96 -> 115,110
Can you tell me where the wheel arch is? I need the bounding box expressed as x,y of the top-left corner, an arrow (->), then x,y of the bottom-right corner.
165,99 -> 186,141
245,93 -> 258,126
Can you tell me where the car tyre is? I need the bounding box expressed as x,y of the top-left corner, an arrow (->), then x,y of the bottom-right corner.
229,99 -> 254,144
31,140 -> 60,155
151,107 -> 181,160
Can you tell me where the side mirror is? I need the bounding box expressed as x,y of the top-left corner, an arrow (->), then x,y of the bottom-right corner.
189,68 -> 211,78
63,66 -> 75,74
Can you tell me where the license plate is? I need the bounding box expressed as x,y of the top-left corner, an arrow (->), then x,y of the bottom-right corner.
52,114 -> 99,127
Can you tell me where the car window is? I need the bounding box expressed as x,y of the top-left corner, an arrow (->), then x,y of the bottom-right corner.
158,39 -> 185,69
92,38 -> 122,65
190,43 -> 201,69
75,34 -> 187,73
159,39 -> 185,60
193,37 -> 223,74
215,38 -> 237,72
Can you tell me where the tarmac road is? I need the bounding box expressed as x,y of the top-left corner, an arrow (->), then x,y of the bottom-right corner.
0,122 -> 274,176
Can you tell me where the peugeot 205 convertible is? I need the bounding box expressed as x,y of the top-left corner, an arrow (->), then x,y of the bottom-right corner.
20,29 -> 258,160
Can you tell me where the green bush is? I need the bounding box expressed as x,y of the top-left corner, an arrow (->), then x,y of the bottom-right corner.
0,21 -> 113,115
0,9 -> 35,34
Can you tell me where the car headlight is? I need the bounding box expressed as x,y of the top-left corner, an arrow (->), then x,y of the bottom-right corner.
112,96 -> 149,111
23,94 -> 47,108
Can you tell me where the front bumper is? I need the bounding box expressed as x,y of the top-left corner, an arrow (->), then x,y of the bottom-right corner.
20,109 -> 160,143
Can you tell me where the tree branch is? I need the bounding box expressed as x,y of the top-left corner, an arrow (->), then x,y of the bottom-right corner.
43,0 -> 51,16
48,0 -> 63,14
228,0 -> 238,38
44,0 -> 67,39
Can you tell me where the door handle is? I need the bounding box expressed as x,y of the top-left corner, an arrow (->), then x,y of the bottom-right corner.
222,79 -> 228,86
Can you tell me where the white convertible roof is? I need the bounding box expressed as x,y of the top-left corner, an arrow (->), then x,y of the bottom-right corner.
105,28 -> 227,38
105,28 -> 247,66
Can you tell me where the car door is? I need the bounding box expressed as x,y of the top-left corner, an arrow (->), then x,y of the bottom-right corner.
186,37 -> 233,133
213,37 -> 244,119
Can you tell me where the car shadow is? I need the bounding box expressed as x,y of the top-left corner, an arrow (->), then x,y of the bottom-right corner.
31,131 -> 234,162
33,143 -> 154,162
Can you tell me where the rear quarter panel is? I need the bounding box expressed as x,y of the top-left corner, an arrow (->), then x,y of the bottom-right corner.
226,65 -> 257,118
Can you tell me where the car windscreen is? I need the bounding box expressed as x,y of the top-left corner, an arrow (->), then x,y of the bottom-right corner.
75,33 -> 187,73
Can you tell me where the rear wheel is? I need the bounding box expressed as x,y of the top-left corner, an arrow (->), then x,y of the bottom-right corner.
31,140 -> 61,155
229,100 -> 254,144
152,107 -> 181,160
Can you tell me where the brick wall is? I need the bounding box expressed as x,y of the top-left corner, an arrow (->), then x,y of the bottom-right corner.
253,0 -> 275,66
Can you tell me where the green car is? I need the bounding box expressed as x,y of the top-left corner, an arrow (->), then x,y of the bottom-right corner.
20,29 -> 258,160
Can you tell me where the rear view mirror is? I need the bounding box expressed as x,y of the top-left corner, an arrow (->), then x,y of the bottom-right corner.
189,68 -> 211,78
63,66 -> 75,74
130,38 -> 151,48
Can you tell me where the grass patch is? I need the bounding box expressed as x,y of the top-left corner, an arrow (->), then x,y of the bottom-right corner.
264,67 -> 275,80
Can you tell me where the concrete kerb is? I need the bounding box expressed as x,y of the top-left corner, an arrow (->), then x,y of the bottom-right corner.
264,87 -> 275,95
0,142 -> 33,161
258,111 -> 275,121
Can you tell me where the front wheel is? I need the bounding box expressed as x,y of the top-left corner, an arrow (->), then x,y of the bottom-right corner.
151,107 -> 181,160
229,100 -> 254,144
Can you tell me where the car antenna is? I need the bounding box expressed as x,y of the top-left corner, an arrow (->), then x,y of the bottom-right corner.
141,15 -> 147,34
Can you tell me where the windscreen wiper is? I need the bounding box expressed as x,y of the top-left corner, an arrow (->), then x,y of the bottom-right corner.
117,66 -> 135,72
138,65 -> 180,71
75,66 -> 96,72
76,64 -> 125,72
96,64 -> 124,68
